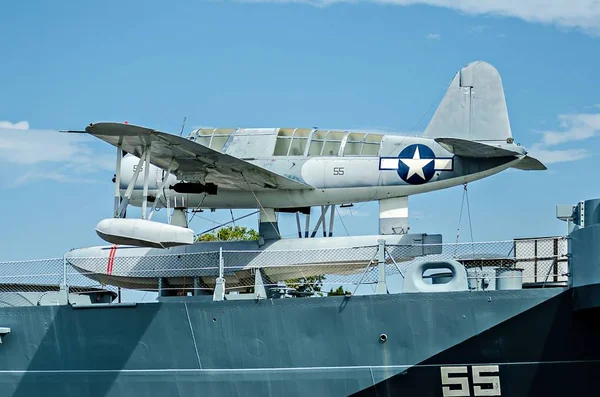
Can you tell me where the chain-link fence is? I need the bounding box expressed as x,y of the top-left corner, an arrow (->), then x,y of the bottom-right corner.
0,257 -> 119,307
0,236 -> 568,305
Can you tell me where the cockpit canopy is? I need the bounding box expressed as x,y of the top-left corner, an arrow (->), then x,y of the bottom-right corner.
187,127 -> 383,158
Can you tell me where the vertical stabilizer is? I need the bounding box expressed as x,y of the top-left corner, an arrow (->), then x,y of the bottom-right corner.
423,61 -> 512,142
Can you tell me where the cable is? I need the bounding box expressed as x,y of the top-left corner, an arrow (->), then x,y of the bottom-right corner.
195,210 -> 259,237
335,206 -> 350,236
454,183 -> 475,257
409,74 -> 455,132
337,201 -> 368,219
230,209 -> 236,227
241,173 -> 282,239
465,184 -> 474,244
454,184 -> 467,256
455,185 -> 466,243
464,184 -> 476,258
188,193 -> 207,224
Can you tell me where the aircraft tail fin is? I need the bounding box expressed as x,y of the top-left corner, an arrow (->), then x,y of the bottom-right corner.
423,61 -> 512,143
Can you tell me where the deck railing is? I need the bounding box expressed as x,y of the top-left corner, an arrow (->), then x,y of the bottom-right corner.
0,236 -> 568,304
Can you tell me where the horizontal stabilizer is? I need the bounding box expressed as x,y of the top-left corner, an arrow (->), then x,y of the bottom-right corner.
96,218 -> 195,249
435,137 -> 524,158
511,155 -> 547,171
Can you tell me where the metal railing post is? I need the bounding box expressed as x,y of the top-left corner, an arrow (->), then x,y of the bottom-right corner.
60,255 -> 69,305
375,239 -> 388,294
219,247 -> 224,279
62,255 -> 68,287
213,247 -> 225,301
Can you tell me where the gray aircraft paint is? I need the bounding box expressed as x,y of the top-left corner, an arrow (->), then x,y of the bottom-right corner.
121,155 -> 521,209
423,61 -> 513,142
64,233 -> 442,290
85,61 -> 542,212
4,60 -> 593,396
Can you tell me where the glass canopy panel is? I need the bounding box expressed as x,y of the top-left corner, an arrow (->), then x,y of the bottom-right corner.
190,128 -> 214,147
360,133 -> 383,156
208,128 -> 235,152
273,128 -> 312,156
320,131 -> 345,156
290,128 -> 311,155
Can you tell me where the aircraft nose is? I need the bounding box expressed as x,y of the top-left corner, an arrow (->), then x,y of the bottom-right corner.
119,154 -> 160,190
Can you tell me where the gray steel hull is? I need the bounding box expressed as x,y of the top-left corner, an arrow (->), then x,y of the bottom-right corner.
0,285 -> 595,396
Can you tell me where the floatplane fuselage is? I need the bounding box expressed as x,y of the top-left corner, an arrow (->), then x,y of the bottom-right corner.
119,134 -> 524,211
62,61 -> 546,293
63,61 -> 545,252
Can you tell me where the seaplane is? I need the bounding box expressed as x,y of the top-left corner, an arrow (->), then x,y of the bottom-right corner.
63,61 -> 545,294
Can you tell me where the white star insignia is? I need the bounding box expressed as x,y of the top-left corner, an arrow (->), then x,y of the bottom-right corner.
400,147 -> 433,180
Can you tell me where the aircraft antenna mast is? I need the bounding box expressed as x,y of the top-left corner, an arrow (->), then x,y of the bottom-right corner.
179,117 -> 187,136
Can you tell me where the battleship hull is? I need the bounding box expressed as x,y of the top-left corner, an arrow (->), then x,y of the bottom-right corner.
0,285 -> 598,397
2,198 -> 600,396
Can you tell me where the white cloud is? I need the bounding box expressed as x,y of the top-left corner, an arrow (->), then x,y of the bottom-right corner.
527,109 -> 600,165
0,121 -> 114,186
426,33 -> 441,40
538,113 -> 600,146
241,0 -> 600,36
528,145 -> 590,164
14,171 -> 101,185
0,120 -> 29,130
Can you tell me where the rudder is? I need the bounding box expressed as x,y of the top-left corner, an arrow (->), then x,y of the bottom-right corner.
423,61 -> 513,142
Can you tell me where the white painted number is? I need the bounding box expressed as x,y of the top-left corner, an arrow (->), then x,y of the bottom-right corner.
472,365 -> 501,396
440,365 -> 501,396
440,366 -> 470,397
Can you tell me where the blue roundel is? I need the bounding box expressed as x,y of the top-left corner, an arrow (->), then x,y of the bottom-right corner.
397,144 -> 436,185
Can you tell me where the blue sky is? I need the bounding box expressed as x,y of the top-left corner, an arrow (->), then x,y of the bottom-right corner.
0,0 -> 599,261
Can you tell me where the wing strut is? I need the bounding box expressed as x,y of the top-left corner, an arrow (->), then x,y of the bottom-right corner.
311,205 -> 332,238
328,204 -> 336,237
114,144 -> 122,217
148,160 -> 175,221
119,148 -> 149,217
141,146 -> 151,219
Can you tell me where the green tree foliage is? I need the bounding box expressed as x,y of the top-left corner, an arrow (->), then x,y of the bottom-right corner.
196,226 -> 349,298
196,225 -> 259,242
328,285 -> 351,296
284,275 -> 326,294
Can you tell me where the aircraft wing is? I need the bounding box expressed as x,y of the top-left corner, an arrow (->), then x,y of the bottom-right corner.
84,122 -> 312,191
